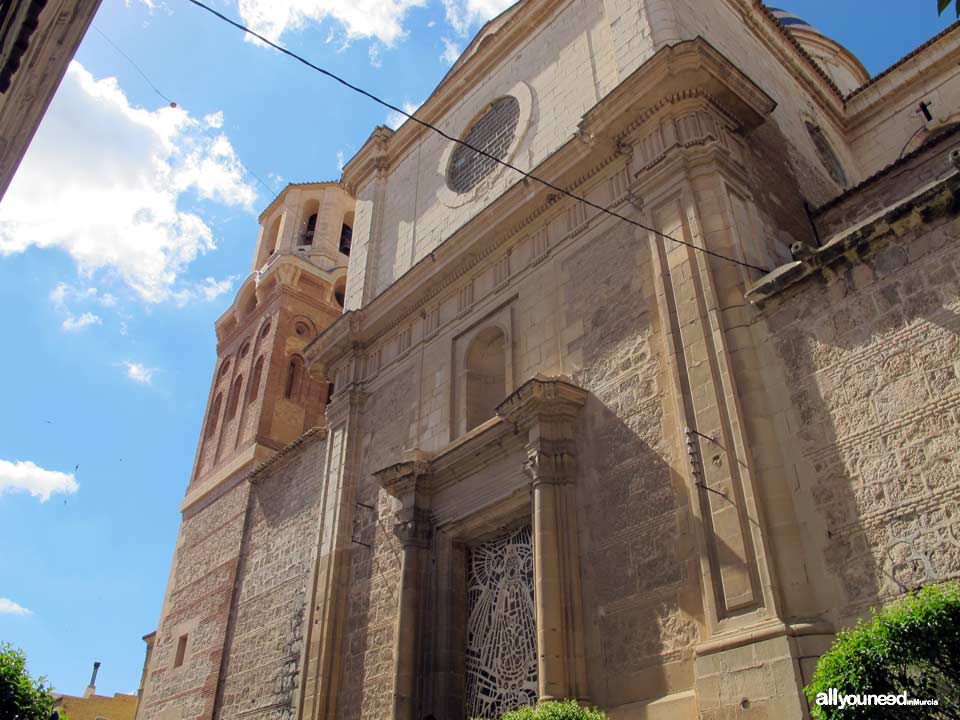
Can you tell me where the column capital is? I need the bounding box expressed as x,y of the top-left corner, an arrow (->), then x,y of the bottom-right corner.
392,506 -> 433,550
523,442 -> 578,486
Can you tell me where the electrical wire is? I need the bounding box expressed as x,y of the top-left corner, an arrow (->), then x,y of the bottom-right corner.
898,124 -> 927,161
183,0 -> 772,275
90,24 -> 278,198
92,26 -> 177,107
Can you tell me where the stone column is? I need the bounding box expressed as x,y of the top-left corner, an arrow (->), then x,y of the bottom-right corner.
376,458 -> 433,720
392,507 -> 431,720
499,377 -> 590,704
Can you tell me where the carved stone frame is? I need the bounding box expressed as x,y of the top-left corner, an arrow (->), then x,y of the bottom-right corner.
375,376 -> 591,720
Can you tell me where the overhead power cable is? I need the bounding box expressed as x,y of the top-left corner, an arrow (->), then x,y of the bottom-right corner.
183,0 -> 772,275
90,24 -> 278,197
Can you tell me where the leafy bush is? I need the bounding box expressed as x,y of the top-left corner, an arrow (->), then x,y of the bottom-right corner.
487,700 -> 605,720
805,581 -> 960,719
0,643 -> 58,720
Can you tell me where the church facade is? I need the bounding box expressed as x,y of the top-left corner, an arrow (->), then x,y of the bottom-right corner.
135,2 -> 960,720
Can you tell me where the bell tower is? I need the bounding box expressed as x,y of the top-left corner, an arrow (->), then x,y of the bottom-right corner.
188,181 -> 354,499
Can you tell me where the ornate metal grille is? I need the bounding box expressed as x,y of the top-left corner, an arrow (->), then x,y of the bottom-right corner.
447,96 -> 520,194
465,525 -> 538,720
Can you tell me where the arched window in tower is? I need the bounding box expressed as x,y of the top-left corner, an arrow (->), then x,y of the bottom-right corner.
464,326 -> 507,432
255,215 -> 282,269
225,374 -> 243,421
339,211 -> 354,256
300,213 -> 318,246
300,199 -> 320,246
266,216 -> 281,255
284,355 -> 305,401
247,356 -> 264,404
805,121 -> 848,187
205,392 -> 223,439
333,277 -> 346,308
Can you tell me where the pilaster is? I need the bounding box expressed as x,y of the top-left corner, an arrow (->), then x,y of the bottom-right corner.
297,384 -> 365,720
498,376 -> 590,704
377,459 -> 434,720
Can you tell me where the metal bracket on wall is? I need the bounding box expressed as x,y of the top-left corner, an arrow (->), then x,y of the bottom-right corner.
351,502 -> 376,548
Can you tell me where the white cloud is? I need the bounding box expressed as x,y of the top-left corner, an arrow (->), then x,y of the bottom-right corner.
198,275 -> 237,301
50,283 -> 118,332
386,101 -> 422,130
0,598 -> 32,616
368,44 -> 382,68
50,282 -> 118,310
0,459 -> 78,502
62,312 -> 103,332
336,150 -> 345,172
0,62 -> 257,304
443,0 -> 515,36
122,361 -> 158,385
203,111 -> 224,129
120,321 -> 129,336
440,36 -> 461,64
236,0 -> 427,46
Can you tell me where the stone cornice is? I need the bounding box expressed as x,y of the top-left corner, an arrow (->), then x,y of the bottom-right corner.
844,23 -> 960,129
496,375 -> 588,430
374,456 -> 433,501
249,425 -> 329,481
746,173 -> 960,305
214,254 -> 341,348
256,181 -> 347,223
579,38 -> 776,145
735,0 -> 847,122
307,38 -> 774,370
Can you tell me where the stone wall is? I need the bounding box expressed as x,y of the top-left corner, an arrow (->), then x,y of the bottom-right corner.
216,432 -> 327,720
761,179 -> 960,628
559,219 -> 700,708
334,376 -> 413,720
139,481 -> 251,720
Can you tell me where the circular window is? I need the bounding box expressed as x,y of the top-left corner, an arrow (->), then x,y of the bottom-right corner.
239,341 -> 250,359
219,360 -> 231,378
295,322 -> 310,337
447,96 -> 520,194
260,321 -> 271,339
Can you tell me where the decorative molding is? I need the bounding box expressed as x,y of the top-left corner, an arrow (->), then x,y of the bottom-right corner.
307,39 -> 776,375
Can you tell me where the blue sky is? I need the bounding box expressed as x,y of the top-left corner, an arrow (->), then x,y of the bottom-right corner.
0,0 -> 954,699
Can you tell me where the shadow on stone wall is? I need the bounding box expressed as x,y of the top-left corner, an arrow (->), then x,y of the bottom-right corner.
577,394 -> 702,708
768,208 -> 960,630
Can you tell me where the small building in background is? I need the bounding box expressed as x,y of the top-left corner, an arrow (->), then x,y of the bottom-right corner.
53,661 -> 138,720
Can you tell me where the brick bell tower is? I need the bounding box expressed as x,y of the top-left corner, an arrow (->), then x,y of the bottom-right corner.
189,181 -> 354,500
136,182 -> 354,720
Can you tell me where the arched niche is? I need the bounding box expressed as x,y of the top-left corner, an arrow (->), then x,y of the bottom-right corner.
464,326 -> 507,433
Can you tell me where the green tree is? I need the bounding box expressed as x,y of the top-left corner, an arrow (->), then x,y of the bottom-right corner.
805,581 -> 960,719
0,643 -> 58,720
939,0 -> 959,18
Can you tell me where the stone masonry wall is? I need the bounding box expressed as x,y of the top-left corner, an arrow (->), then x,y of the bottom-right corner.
140,480 -> 251,720
558,218 -> 701,708
762,185 -> 960,628
334,376 -> 413,720
217,432 -> 328,720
